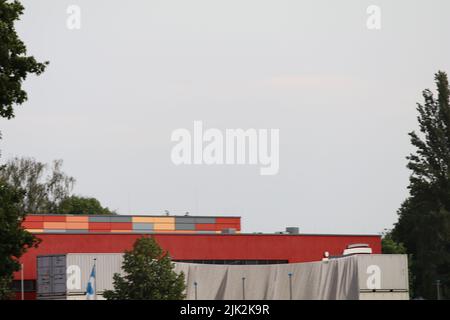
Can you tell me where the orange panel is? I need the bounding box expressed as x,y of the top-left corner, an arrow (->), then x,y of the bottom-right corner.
156,230 -> 196,233
43,216 -> 66,222
24,215 -> 44,222
66,216 -> 89,223
154,223 -> 175,231
25,229 -> 43,233
195,223 -> 216,231
66,222 -> 89,230
216,217 -> 240,224
132,217 -> 175,223
109,222 -> 132,230
88,222 -> 111,230
22,221 -> 44,229
43,222 -> 66,229
215,223 -> 240,230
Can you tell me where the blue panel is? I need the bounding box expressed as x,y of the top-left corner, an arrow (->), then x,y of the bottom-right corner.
89,216 -> 111,222
194,217 -> 216,224
175,223 -> 196,230
110,216 -> 132,222
133,223 -> 154,230
175,217 -> 196,224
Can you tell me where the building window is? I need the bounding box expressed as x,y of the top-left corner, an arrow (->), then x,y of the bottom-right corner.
11,280 -> 36,292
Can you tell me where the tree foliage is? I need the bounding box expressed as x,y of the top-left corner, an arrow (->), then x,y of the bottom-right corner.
381,230 -> 407,254
0,0 -> 47,299
393,71 -> 450,299
104,237 -> 186,300
58,195 -> 115,215
0,157 -> 75,214
0,157 -> 114,215
0,0 -> 48,119
0,177 -> 40,299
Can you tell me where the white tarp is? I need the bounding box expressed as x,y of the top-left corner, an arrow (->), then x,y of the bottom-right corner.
174,256 -> 360,300
37,254 -> 409,300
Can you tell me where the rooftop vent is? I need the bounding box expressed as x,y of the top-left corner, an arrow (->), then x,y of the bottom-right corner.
343,243 -> 372,256
221,228 -> 236,234
285,227 -> 299,234
347,243 -> 369,249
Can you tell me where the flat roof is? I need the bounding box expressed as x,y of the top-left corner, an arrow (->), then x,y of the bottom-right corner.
26,214 -> 241,218
31,231 -> 380,237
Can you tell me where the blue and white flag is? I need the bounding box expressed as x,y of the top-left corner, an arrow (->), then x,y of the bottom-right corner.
86,261 -> 96,300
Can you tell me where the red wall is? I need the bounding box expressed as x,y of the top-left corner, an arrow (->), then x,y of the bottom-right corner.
14,292 -> 36,300
14,233 -> 381,280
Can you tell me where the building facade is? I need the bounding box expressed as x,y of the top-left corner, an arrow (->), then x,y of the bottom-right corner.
15,214 -> 382,299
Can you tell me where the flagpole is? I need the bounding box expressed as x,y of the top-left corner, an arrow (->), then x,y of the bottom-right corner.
93,258 -> 97,300
21,263 -> 24,301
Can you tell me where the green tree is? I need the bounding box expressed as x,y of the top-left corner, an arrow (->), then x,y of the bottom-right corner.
0,157 -> 113,215
0,0 -> 46,299
381,230 -> 407,254
104,237 -> 186,300
0,157 -> 75,213
393,71 -> 450,299
0,0 -> 48,119
58,195 -> 115,215
0,178 -> 40,299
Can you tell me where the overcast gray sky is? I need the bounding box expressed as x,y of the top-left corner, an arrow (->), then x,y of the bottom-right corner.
1,0 -> 449,234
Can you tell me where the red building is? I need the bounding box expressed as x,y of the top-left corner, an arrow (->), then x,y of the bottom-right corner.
14,214 -> 381,299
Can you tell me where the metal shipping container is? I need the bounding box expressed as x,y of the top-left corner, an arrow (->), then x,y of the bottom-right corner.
37,255 -> 67,297
37,253 -> 124,299
357,254 -> 409,291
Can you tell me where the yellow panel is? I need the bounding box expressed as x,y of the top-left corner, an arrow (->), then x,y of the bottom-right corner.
44,222 -> 66,229
155,217 -> 175,223
214,230 -> 240,234
26,229 -> 43,233
66,222 -> 89,230
66,216 -> 89,222
156,230 -> 195,233
154,222 -> 175,230
132,217 -> 175,223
